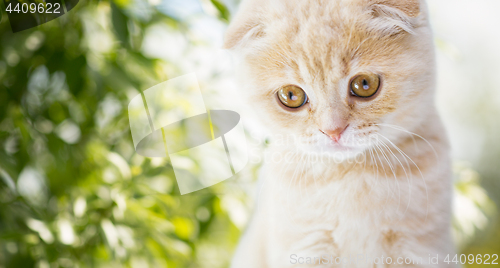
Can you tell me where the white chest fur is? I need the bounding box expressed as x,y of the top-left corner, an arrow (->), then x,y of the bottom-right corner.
231,153 -> 456,268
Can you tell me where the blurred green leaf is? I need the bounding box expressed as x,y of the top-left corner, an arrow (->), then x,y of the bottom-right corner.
0,1 -> 243,267
210,0 -> 230,21
111,1 -> 130,48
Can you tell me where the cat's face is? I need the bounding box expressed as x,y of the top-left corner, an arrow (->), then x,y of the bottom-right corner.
226,0 -> 435,160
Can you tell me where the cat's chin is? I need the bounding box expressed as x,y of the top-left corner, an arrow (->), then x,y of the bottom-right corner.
299,143 -> 366,164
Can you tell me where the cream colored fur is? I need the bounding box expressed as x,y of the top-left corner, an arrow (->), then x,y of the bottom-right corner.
225,0 -> 457,267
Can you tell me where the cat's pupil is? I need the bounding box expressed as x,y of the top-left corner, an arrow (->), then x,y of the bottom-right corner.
362,79 -> 370,90
288,91 -> 294,99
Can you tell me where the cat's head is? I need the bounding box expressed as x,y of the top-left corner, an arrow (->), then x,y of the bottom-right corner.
225,0 -> 436,160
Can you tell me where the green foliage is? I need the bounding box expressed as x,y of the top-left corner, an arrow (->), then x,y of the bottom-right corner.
210,0 -> 231,22
0,1 -> 243,267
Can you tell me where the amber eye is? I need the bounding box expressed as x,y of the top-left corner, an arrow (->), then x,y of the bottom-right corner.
277,85 -> 308,109
350,73 -> 381,98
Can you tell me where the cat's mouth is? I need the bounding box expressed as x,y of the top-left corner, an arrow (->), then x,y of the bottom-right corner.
308,137 -> 359,154
321,140 -> 356,152
307,132 -> 371,159
305,141 -> 365,162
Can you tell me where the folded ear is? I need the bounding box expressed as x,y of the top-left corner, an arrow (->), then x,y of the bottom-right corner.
223,17 -> 265,49
366,0 -> 424,34
223,1 -> 266,49
370,0 -> 421,18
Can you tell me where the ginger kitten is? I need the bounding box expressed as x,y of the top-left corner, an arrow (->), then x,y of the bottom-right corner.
225,0 -> 456,267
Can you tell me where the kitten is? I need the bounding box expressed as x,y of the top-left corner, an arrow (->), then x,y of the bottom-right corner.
224,0 -> 456,267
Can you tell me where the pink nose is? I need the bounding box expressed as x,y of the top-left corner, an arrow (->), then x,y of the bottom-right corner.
321,125 -> 348,142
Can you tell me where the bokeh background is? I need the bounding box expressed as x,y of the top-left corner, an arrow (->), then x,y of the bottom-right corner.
0,0 -> 498,267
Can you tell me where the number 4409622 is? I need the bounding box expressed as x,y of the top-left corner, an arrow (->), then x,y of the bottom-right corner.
444,254 -> 498,265
5,2 -> 61,14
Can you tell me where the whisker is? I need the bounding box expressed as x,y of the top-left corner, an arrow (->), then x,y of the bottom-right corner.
375,123 -> 438,159
376,133 -> 430,223
366,148 -> 379,196
375,141 -> 402,214
376,135 -> 412,221
372,146 -> 395,217
356,150 -> 368,197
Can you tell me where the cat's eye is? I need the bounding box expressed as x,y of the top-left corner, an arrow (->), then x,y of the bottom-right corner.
277,85 -> 308,109
350,73 -> 380,98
